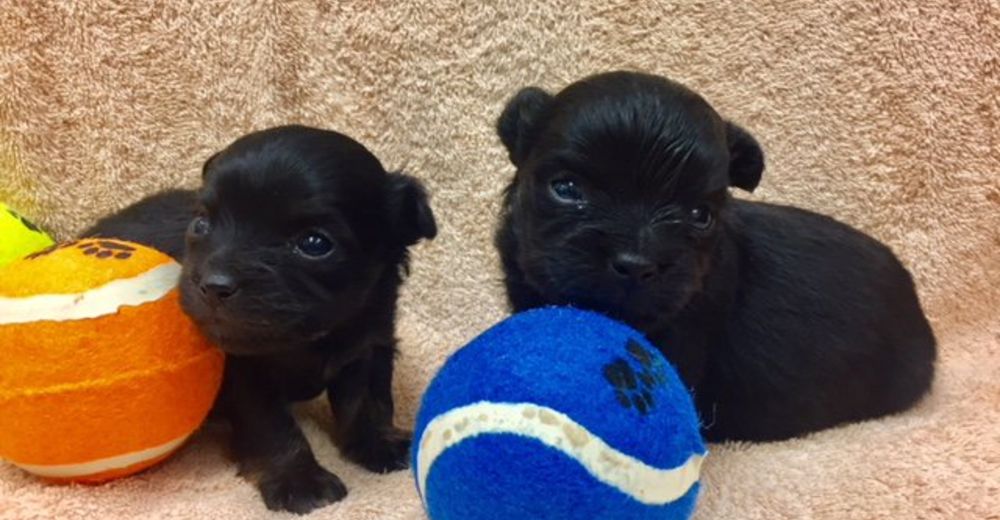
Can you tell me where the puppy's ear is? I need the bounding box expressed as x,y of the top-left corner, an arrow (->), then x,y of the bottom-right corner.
725,122 -> 765,192
497,87 -> 554,167
201,151 -> 220,180
385,172 -> 437,246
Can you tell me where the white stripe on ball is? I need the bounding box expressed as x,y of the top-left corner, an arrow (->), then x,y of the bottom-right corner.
0,262 -> 181,325
416,401 -> 705,506
8,433 -> 189,478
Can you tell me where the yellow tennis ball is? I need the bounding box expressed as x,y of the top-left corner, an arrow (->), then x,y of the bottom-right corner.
0,239 -> 225,483
0,204 -> 54,268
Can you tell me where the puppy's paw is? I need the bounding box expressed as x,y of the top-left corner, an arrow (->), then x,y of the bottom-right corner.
345,427 -> 412,473
258,464 -> 347,514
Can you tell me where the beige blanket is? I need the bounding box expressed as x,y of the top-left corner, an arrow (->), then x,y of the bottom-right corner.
1,1 -> 997,518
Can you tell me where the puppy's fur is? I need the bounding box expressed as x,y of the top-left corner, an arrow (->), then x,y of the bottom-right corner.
495,72 -> 936,442
85,125 -> 436,513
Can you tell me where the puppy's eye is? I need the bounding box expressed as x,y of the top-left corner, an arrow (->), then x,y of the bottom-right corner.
690,205 -> 714,230
294,231 -> 335,258
189,216 -> 211,237
549,179 -> 586,204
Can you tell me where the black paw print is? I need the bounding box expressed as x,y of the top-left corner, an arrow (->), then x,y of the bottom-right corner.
6,208 -> 43,233
25,239 -> 137,261
75,240 -> 136,260
603,339 -> 669,415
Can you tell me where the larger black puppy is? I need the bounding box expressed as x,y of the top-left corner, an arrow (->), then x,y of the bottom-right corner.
85,125 -> 436,513
495,72 -> 935,442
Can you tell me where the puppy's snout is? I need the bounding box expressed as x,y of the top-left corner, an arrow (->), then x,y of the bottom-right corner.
609,252 -> 659,283
200,272 -> 239,303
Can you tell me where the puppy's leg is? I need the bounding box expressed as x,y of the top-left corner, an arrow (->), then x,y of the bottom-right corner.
328,342 -> 410,473
223,360 -> 347,514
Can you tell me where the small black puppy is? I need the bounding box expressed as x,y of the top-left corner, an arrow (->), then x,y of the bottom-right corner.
85,125 -> 436,513
495,71 -> 936,442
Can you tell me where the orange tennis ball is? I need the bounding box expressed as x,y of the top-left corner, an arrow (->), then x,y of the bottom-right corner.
0,239 -> 225,483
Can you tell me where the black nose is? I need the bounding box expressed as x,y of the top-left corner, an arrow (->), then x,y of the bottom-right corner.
200,273 -> 239,302
609,253 -> 659,283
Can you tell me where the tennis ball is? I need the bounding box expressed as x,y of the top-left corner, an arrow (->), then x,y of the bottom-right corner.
0,239 -> 225,483
413,307 -> 706,520
0,203 -> 54,268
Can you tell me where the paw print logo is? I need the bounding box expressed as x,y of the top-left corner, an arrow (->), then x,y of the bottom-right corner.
75,240 -> 136,260
6,208 -> 43,233
26,240 -> 138,261
603,339 -> 669,415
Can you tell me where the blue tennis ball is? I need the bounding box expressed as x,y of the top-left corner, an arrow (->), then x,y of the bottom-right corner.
413,307 -> 706,520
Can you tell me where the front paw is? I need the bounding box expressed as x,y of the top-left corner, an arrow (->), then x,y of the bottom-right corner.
258,463 -> 348,514
345,428 -> 412,473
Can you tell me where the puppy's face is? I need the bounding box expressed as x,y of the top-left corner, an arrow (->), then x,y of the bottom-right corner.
497,72 -> 763,329
180,126 -> 436,356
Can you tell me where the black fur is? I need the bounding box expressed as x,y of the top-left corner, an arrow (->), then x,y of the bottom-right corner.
84,125 -> 436,513
494,71 -> 936,442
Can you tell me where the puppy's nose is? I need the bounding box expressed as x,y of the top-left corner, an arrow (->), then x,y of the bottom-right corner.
200,273 -> 239,303
610,253 -> 659,283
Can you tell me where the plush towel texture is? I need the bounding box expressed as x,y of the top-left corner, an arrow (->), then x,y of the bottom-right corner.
1,1 -> 997,518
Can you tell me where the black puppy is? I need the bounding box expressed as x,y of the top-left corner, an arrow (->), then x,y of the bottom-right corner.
494,71 -> 936,442
84,125 -> 436,513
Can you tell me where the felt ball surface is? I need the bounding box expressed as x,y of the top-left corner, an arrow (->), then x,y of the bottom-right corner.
0,203 -> 54,268
0,239 -> 224,483
413,307 -> 706,520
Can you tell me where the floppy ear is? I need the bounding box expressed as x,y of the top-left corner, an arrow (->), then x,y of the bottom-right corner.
385,172 -> 437,246
725,122 -> 765,192
201,151 -> 220,180
496,87 -> 554,167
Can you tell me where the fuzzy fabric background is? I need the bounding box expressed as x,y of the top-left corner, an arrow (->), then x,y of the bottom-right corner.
1,1 -> 998,519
